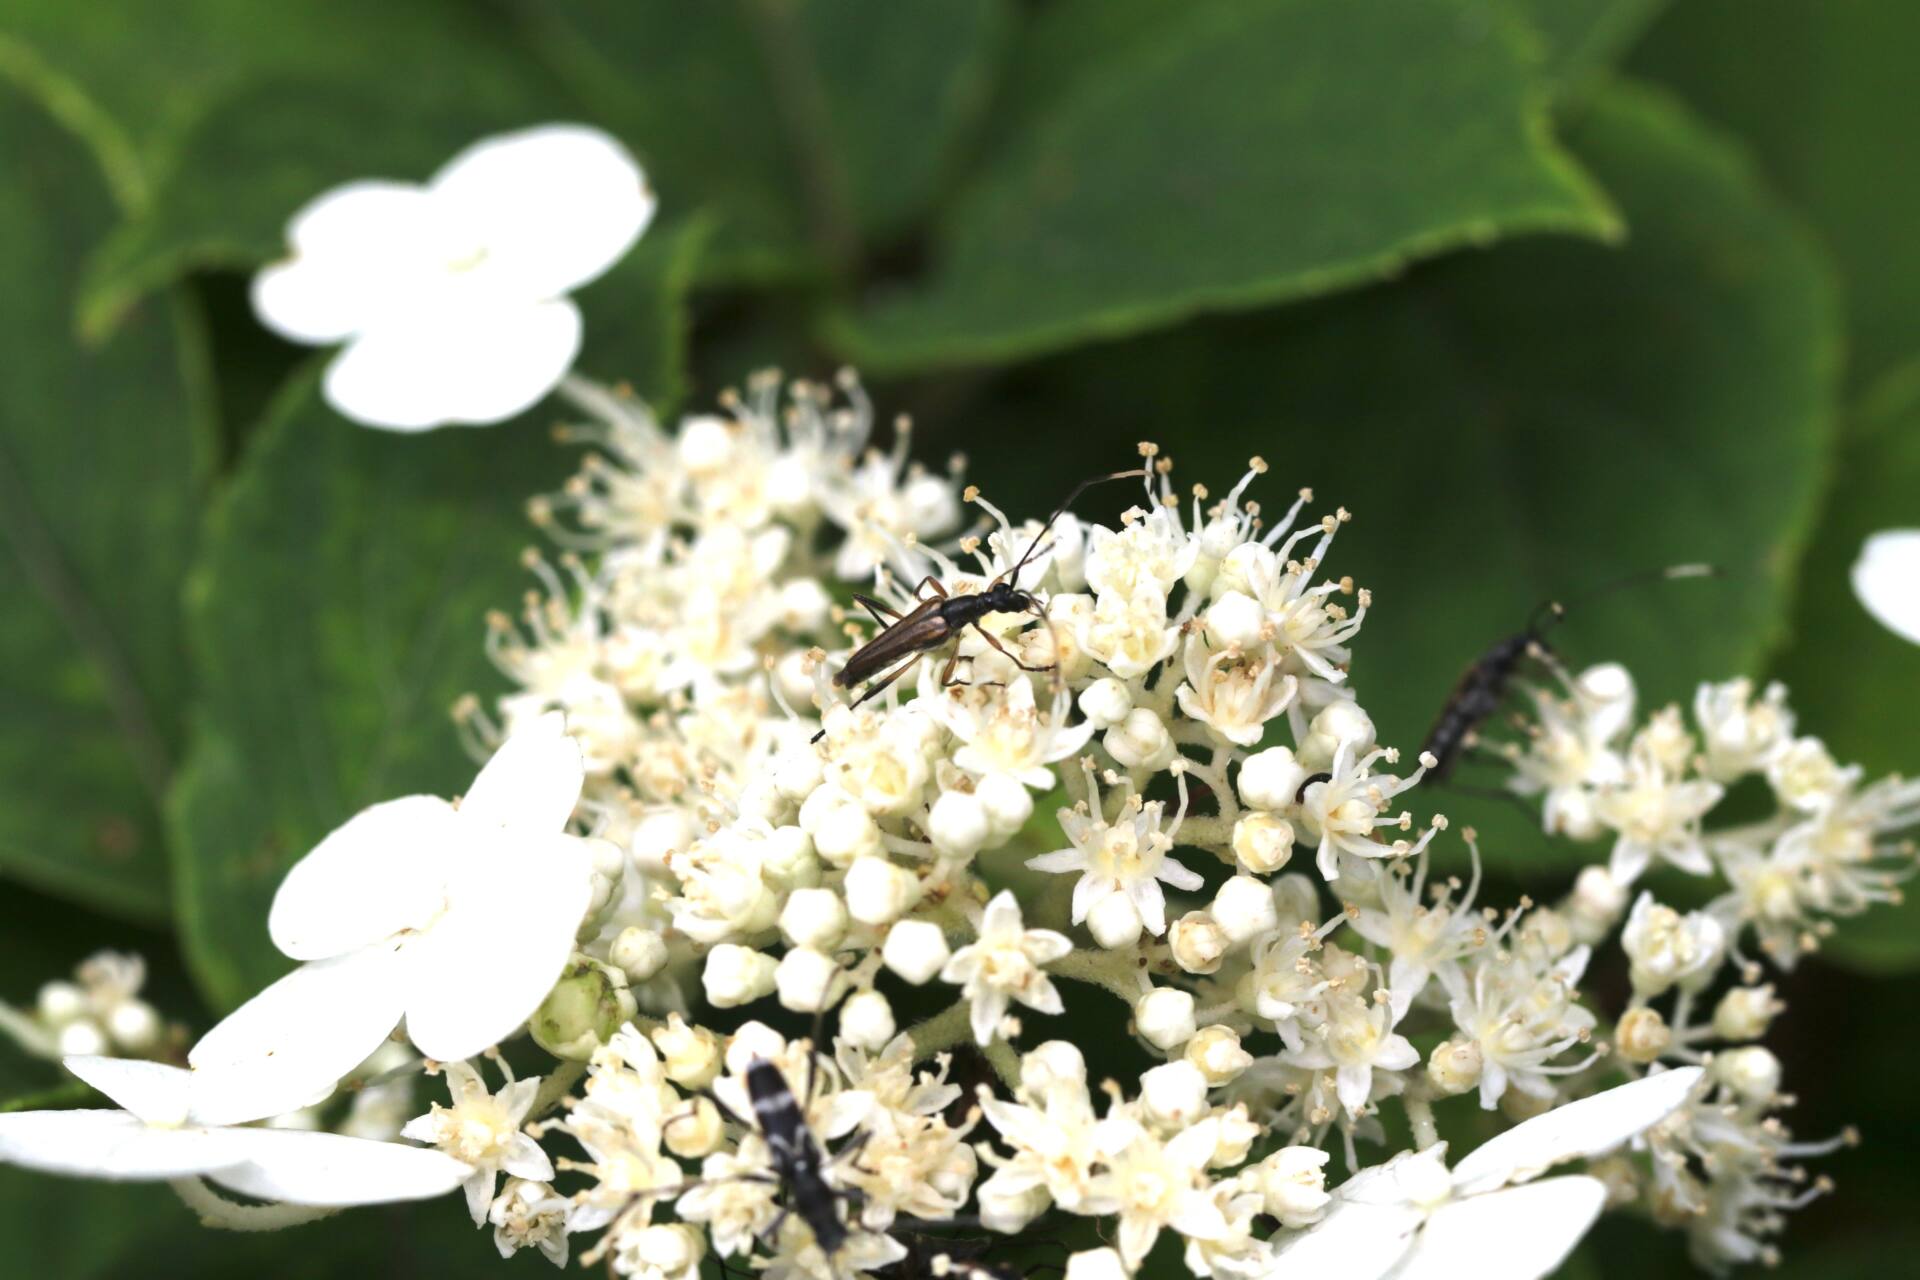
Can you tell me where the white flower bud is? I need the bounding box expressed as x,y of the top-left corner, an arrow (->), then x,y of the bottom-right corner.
724,1021 -> 787,1076
1077,677 -> 1133,728
1238,746 -> 1308,812
1271,873 -> 1321,930
778,887 -> 848,951
978,1172 -> 1051,1235
1021,1041 -> 1087,1095
1622,893 -> 1725,997
928,789 -> 992,857
778,579 -> 832,632
1064,1249 -> 1127,1280
629,807 -> 694,874
1428,1038 -> 1483,1095
976,772 -> 1033,840
611,927 -> 671,983
36,980 -> 85,1024
774,748 -> 826,803
663,1096 -> 724,1158
758,825 -> 819,892
1716,1046 -> 1781,1103
881,920 -> 950,985
532,957 -> 637,1060
1204,591 -> 1267,651
812,797 -> 882,866
775,947 -> 843,1013
844,857 -> 920,925
105,1000 -> 162,1053
1186,1025 -> 1253,1085
1568,865 -> 1628,942
1768,737 -> 1849,812
1086,889 -> 1144,949
1256,1146 -> 1331,1227
1139,1060 -> 1210,1129
1712,985 -> 1782,1042
1134,988 -> 1197,1051
677,415 -> 735,470
56,1020 -> 108,1057
774,650 -> 815,708
1211,1103 -> 1261,1167
839,990 -> 896,1051
1169,910 -> 1229,974
652,1014 -> 722,1089
1615,1006 -> 1671,1064
1548,786 -> 1605,842
702,945 -> 777,1008
1299,700 -> 1375,770
1104,708 -> 1174,771
1231,812 -> 1294,875
1211,875 -> 1279,944
631,1224 -> 704,1277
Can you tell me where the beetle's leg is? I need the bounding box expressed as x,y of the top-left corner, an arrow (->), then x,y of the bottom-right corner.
970,621 -> 1055,674
846,654 -> 923,712
914,575 -> 949,600
852,593 -> 904,629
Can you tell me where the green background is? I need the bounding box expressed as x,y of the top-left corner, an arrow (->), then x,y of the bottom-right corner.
1,0 -> 1915,1275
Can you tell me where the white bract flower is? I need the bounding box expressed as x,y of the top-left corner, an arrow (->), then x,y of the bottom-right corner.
253,124 -> 654,430
1852,529 -> 1920,645
1275,1069 -> 1703,1280
1028,763 -> 1200,945
401,1060 -> 554,1224
187,715 -> 596,1123
0,1056 -> 469,1205
940,892 -> 1071,1045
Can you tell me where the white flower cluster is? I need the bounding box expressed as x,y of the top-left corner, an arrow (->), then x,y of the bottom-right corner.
0,950 -> 176,1062
0,371 -> 1909,1280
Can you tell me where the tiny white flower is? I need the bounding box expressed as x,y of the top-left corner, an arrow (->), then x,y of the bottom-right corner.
402,1060 -> 553,1224
489,1177 -> 571,1266
1621,892 -> 1726,997
187,714 -> 597,1124
1852,529 -> 1920,645
940,892 -> 1071,1045
1028,765 -> 1200,942
253,124 -> 654,430
0,1056 -> 469,1205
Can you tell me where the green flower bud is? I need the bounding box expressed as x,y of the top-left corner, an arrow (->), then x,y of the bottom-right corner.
531,955 -> 636,1060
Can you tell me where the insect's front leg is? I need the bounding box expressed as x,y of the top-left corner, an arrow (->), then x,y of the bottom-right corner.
969,621 -> 1055,674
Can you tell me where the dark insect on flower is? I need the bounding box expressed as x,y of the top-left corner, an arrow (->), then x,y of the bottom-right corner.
815,469 -> 1146,741
1422,564 -> 1718,784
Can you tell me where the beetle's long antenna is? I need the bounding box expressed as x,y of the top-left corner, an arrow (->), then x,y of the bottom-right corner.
1525,562 -> 1718,636
1000,468 -> 1149,587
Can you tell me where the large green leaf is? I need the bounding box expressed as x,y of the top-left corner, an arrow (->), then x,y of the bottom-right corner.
0,84 -> 207,920
1632,0 -> 1920,391
1772,362 -> 1920,972
500,0 -> 1006,284
927,80 -> 1836,872
167,227 -> 703,1009
831,0 -> 1619,373
1518,0 -> 1669,94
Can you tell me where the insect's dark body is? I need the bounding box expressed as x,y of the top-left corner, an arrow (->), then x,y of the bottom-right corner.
746,1056 -> 850,1254
834,581 -> 1039,693
1422,629 -> 1543,783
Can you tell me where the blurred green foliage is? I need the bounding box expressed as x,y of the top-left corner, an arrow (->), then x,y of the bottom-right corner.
0,0 -> 1916,1275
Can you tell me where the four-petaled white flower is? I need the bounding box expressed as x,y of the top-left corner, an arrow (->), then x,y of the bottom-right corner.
1274,1068 -> 1704,1280
253,124 -> 654,430
1852,529 -> 1920,645
402,1060 -> 555,1224
186,714 -> 598,1125
0,1056 -> 469,1205
940,891 -> 1073,1045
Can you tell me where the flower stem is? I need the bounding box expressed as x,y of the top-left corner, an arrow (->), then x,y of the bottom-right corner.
530,1059 -> 588,1120
1049,948 -> 1148,1004
905,999 -> 975,1061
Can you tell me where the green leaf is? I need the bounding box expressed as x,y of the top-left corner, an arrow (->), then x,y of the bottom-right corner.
0,83 -> 207,919
167,226 -> 702,1009
830,0 -> 1620,373
1773,361 -> 1920,973
1518,0 -> 1669,94
502,0 -> 1007,283
937,80 -> 1836,872
1632,0 -> 1920,390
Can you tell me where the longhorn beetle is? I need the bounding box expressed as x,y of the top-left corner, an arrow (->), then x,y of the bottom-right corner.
1422,563 -> 1717,783
816,469 -> 1147,741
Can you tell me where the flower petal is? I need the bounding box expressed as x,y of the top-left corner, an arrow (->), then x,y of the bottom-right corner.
251,181 -> 440,343
460,712 -> 584,833
401,831 -> 594,1061
207,1127 -> 472,1205
269,795 -> 460,961
1271,1198 -> 1422,1280
62,1056 -> 192,1126
0,1110 -> 253,1179
429,124 -> 655,299
1852,529 -> 1920,645
187,945 -> 409,1126
323,299 -> 581,431
1392,1177 -> 1605,1280
1450,1067 -> 1703,1196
